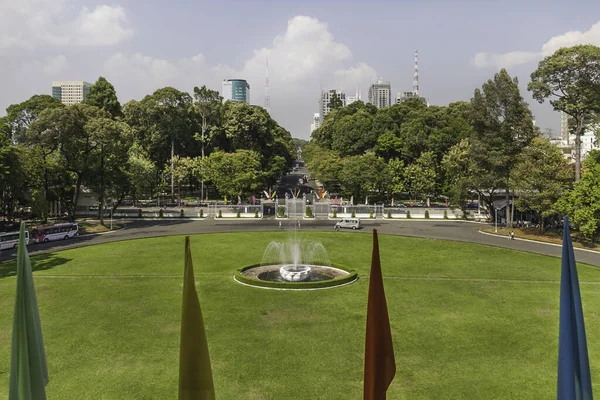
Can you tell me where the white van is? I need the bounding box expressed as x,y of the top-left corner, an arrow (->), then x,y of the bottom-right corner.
335,218 -> 361,230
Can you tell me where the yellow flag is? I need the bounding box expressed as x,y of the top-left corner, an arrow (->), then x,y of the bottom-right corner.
179,237 -> 215,400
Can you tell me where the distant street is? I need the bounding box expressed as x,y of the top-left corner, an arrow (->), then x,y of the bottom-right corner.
2,218 -> 599,267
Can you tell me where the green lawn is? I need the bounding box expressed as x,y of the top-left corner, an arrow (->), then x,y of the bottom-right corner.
1,232 -> 600,399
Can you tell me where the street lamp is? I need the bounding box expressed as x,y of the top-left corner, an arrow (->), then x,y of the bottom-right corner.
495,208 -> 498,233
110,204 -> 113,231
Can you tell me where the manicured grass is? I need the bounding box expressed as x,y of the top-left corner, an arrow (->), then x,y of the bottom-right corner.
1,232 -> 600,398
481,226 -> 600,251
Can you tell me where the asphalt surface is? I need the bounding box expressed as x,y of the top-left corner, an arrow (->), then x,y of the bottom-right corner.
2,218 -> 600,267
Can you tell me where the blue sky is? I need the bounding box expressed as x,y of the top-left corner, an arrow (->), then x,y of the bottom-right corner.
1,0 -> 600,139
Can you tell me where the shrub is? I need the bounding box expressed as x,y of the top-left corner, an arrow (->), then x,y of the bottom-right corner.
254,209 -> 259,218
369,209 -> 374,219
180,209 -> 185,218
236,209 -> 241,218
278,206 -> 285,218
462,210 -> 468,220
406,210 -> 411,219
387,210 -> 392,219
138,209 -> 142,218
443,210 -> 448,219
351,210 -> 356,218
218,210 -> 222,218
306,206 -> 313,218
159,209 -> 164,218
200,209 -> 204,218
332,208 -> 337,218
424,210 -> 430,219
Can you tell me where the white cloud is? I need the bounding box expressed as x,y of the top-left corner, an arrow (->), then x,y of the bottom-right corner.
104,16 -> 374,99
72,6 -> 133,46
102,15 -> 376,137
0,0 -> 132,51
472,20 -> 600,69
333,63 -> 378,90
43,55 -> 68,75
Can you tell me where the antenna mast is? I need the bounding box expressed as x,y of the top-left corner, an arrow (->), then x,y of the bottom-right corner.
413,50 -> 419,95
264,57 -> 271,113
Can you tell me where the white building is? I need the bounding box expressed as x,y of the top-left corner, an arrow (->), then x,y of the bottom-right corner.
221,79 -> 250,103
395,91 -> 428,106
310,113 -> 320,134
345,88 -> 362,106
368,79 -> 391,108
319,89 -> 345,123
556,111 -> 600,160
51,81 -> 92,105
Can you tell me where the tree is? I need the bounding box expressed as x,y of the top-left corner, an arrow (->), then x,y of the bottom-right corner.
5,95 -> 63,143
528,45 -> 600,180
85,77 -> 123,119
511,137 -> 573,232
86,117 -> 132,223
470,68 -> 537,226
339,152 -> 387,201
28,104 -> 111,221
329,91 -> 344,110
441,138 -> 472,206
127,144 -> 158,202
404,151 -> 437,203
193,85 -> 223,200
558,150 -> 600,241
0,123 -> 26,223
385,158 -> 405,199
204,150 -> 262,198
162,156 -> 193,204
124,88 -> 196,201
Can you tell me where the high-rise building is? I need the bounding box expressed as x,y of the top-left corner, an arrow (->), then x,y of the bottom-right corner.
345,87 -> 362,106
310,113 -> 321,134
560,111 -> 570,142
51,81 -> 92,105
368,79 -> 391,108
222,79 -> 250,103
395,91 -> 429,106
319,89 -> 345,123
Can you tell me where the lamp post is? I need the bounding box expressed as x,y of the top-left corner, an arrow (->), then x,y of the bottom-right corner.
495,208 -> 498,233
110,204 -> 113,231
200,115 -> 206,203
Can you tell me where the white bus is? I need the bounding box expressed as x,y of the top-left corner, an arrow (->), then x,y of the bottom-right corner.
31,223 -> 79,244
0,230 -> 29,251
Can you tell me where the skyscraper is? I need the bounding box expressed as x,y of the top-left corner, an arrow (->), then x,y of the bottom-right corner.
310,113 -> 321,135
319,89 -> 345,123
368,79 -> 391,108
51,81 -> 92,105
222,79 -> 250,103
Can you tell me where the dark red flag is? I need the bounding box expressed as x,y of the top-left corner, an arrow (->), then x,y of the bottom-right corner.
364,229 -> 396,399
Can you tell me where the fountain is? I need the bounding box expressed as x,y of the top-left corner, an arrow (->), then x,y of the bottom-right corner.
234,238 -> 358,289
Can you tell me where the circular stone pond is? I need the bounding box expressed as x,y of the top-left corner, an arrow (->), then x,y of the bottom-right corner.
234,263 -> 358,290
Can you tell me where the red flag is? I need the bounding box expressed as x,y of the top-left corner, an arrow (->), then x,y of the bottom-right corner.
364,229 -> 396,399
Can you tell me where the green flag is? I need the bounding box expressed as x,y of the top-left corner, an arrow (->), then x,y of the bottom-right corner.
10,222 -> 48,400
179,237 -> 215,400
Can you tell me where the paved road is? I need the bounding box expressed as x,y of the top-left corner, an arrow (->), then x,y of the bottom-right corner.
2,218 -> 599,267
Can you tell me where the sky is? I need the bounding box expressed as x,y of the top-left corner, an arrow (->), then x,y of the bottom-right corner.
1,0 -> 600,140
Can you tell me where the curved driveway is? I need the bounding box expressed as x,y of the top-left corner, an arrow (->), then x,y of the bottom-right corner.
2,219 -> 600,267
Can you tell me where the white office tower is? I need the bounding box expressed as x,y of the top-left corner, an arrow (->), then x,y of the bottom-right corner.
368,79 -> 391,108
319,89 -> 346,123
51,81 -> 92,105
310,113 -> 321,134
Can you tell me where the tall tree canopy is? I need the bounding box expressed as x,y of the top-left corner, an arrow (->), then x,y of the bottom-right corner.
528,44 -> 600,180
85,77 -> 123,119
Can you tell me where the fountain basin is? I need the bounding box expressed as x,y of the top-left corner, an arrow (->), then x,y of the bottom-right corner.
280,265 -> 312,282
234,263 -> 358,290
